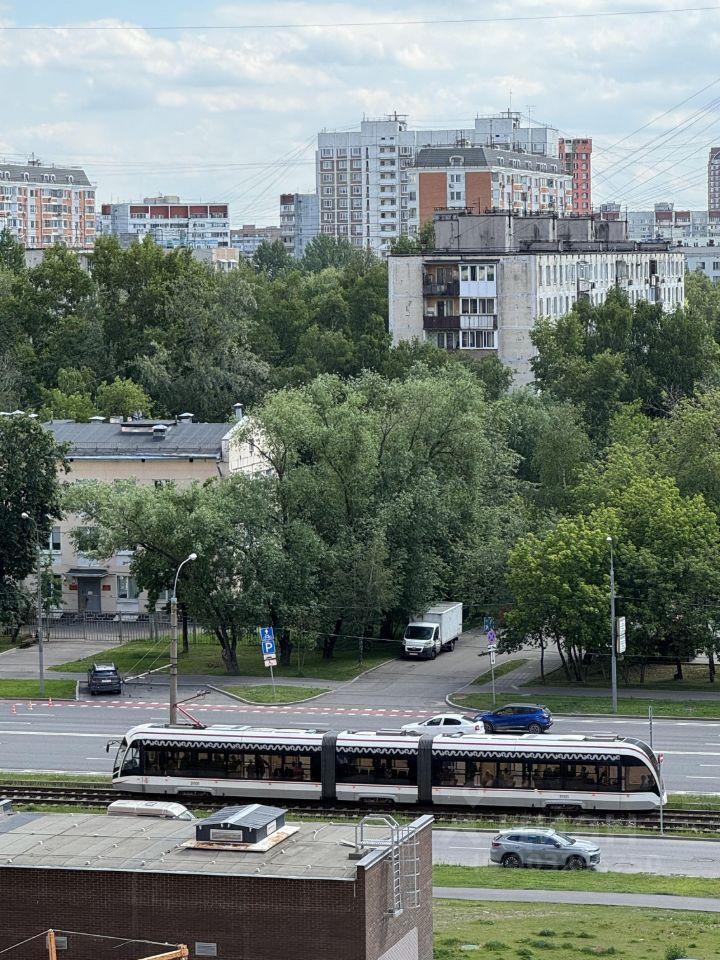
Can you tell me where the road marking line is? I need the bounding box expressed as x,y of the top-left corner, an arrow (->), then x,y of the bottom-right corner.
0,731 -> 116,738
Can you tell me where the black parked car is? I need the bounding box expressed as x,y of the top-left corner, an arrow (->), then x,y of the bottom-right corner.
87,663 -> 122,695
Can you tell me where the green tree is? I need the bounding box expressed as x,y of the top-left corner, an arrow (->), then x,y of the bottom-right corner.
252,239 -> 293,278
95,377 -> 153,419
301,235 -> 370,273
0,416 -> 67,632
0,230 -> 25,273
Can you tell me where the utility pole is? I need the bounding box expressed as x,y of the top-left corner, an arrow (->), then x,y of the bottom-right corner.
607,535 -> 618,714
170,553 -> 197,724
21,512 -> 45,697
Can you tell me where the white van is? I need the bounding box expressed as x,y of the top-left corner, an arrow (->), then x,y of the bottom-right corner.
107,799 -> 196,821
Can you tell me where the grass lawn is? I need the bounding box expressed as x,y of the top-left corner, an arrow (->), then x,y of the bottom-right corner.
452,690 -> 720,719
472,658 -> 530,686
539,660 -> 720,692
51,637 -> 400,681
433,864 -> 720,899
434,900 -> 720,960
0,771 -> 111,783
0,679 -> 77,699
222,684 -> 329,703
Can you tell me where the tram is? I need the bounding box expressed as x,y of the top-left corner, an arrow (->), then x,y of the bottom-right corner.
110,723 -> 664,812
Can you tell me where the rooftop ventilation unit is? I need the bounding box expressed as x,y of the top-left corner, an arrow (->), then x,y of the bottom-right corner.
195,804 -> 287,845
152,424 -> 168,440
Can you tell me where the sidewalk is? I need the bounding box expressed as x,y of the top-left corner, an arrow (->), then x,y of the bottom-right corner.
433,886 -> 720,912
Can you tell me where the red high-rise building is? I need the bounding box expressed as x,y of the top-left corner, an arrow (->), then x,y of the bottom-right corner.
559,138 -> 592,214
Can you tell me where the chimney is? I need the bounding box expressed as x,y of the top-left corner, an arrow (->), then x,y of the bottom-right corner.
152,424 -> 168,440
232,403 -> 244,422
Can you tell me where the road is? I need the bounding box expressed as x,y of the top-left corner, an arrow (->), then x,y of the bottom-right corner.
0,695 -> 718,793
433,828 -> 720,876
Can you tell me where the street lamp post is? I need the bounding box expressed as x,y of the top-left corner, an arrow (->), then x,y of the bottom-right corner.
21,512 -> 45,698
170,553 -> 197,724
607,535 -> 618,715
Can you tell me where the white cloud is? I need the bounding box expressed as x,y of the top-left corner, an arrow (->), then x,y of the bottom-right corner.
0,0 -> 717,217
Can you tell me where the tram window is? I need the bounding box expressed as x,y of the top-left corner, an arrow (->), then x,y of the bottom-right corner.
121,744 -> 141,775
336,751 -> 417,785
191,750 -> 228,778
623,758 -> 656,793
498,762 -> 527,789
144,748 -> 165,776
531,763 -> 562,789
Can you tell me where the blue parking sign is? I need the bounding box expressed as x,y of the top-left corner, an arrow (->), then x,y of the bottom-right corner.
259,626 -> 276,656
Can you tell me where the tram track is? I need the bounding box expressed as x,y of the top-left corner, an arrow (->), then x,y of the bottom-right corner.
1,782 -> 719,834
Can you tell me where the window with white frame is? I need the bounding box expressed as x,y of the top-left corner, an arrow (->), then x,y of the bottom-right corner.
461,297 -> 496,314
117,575 -> 139,601
460,330 -> 496,349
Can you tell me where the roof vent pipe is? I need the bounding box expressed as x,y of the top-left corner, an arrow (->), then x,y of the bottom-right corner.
233,403 -> 244,422
152,424 -> 168,440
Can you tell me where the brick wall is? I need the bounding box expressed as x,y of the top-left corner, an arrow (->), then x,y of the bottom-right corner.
1,870 -> 365,960
465,172 -> 492,215
418,172 -> 448,226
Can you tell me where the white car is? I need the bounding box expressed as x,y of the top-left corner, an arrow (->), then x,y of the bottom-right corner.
401,713 -> 485,736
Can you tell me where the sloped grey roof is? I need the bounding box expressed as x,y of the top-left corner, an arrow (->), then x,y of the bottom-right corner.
44,420 -> 232,459
0,162 -> 93,187
414,146 -> 566,175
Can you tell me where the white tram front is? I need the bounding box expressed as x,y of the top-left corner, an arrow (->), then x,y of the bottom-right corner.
111,724 -> 664,812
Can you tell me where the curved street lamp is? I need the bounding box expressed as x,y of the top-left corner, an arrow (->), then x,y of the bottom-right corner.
170,553 -> 198,724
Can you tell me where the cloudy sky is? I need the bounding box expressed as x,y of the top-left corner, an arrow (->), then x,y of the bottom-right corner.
1,0 -> 719,223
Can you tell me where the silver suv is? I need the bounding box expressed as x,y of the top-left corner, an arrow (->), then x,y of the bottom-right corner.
490,828 -> 600,870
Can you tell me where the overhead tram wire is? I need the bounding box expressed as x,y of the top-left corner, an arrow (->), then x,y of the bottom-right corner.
593,98 -> 720,184
599,112 -> 720,200
612,126 -> 720,204
2,5 -> 720,30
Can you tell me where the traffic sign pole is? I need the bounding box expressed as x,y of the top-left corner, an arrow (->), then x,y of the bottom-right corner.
258,626 -> 278,701
487,631 -> 497,706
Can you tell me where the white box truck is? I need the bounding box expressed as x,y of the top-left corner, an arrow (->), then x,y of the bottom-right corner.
403,602 -> 463,659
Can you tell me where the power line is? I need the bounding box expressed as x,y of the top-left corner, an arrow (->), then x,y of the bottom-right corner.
1,6 -> 719,30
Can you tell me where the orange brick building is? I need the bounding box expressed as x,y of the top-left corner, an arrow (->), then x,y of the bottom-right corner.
410,146 -> 571,233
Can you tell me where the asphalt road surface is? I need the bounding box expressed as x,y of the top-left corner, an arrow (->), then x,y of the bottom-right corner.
0,695 -> 718,793
433,828 -> 720,876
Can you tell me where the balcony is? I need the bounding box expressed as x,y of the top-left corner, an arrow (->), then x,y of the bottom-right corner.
424,314 -> 460,331
423,278 -> 459,296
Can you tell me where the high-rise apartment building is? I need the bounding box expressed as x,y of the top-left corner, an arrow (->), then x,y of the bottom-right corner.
279,192 -> 319,257
708,147 -> 720,214
229,224 -> 281,258
559,138 -> 592,214
409,145 -> 571,231
0,159 -> 96,249
97,196 -> 230,248
316,112 -> 561,256
600,202 -> 709,243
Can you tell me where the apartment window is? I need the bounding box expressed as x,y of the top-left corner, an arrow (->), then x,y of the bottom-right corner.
322,200 -> 333,209
321,148 -> 333,158
538,265 -> 543,286
49,527 -> 61,552
460,330 -> 496,349
461,298 -> 496,314
117,575 -> 139,601
351,147 -> 361,157
337,160 -> 347,170
323,187 -> 333,196
321,160 -> 333,170
450,191 -> 463,201
322,174 -> 332,183
460,264 -> 495,282
713,262 -> 720,271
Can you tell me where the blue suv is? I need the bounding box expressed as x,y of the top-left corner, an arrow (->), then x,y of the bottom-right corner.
474,703 -> 553,734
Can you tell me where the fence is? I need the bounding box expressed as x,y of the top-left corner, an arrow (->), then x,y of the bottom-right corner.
2,613 -> 176,644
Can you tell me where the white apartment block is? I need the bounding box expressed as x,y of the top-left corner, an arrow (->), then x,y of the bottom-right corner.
602,203 -> 710,244
230,224 -> 281,258
389,211 -> 684,386
316,112 -> 560,256
0,159 -> 96,249
680,245 -> 720,284
279,192 -> 319,257
97,196 -> 230,249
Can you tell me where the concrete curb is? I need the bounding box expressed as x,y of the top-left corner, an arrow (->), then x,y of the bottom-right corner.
204,682 -> 333,706
444,692 -> 720,722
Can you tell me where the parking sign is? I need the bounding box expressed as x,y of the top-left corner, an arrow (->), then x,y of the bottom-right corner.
487,629 -> 497,648
259,626 -> 276,661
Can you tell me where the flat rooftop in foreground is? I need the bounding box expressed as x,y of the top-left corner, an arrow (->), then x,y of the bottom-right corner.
0,813 -> 385,881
